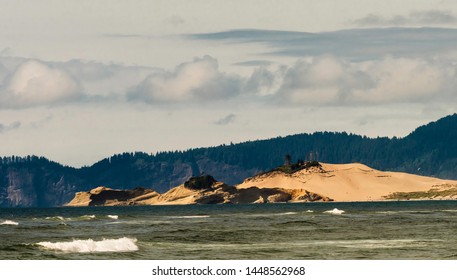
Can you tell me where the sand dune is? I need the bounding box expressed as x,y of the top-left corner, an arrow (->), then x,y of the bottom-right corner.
236,162 -> 457,201
67,163 -> 457,206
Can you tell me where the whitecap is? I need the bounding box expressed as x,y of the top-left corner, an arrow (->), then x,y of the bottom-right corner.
309,239 -> 430,249
80,215 -> 96,220
1,220 -> 18,226
107,215 -> 118,220
275,212 -> 298,216
46,216 -> 70,221
306,210 -> 314,213
324,208 -> 345,215
36,237 -> 138,253
170,215 -> 210,219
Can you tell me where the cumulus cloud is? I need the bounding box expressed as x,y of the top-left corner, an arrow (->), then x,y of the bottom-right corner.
128,56 -> 242,103
214,114 -> 236,125
0,57 -> 161,109
267,55 -> 457,106
275,56 -> 370,104
58,60 -> 159,99
351,57 -> 452,104
243,65 -> 287,97
353,10 -> 457,27
0,60 -> 83,108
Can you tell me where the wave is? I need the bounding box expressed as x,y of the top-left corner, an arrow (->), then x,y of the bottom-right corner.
1,220 -> 18,226
170,215 -> 210,219
306,210 -> 314,213
107,215 -> 118,220
324,208 -> 345,215
45,215 -> 97,222
308,239 -> 436,249
45,216 -> 70,222
441,210 -> 457,213
274,212 -> 298,216
79,215 -> 96,220
36,237 -> 138,253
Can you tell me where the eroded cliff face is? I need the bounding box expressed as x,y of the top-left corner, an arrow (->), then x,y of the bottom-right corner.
0,166 -> 87,207
0,157 -> 261,207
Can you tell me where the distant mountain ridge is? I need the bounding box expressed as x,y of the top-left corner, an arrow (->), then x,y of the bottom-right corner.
1,113 -> 457,207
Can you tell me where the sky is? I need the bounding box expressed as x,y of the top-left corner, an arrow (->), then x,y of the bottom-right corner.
2,0 -> 457,167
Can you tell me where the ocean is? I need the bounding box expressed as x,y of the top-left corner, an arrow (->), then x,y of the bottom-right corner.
1,201 -> 457,260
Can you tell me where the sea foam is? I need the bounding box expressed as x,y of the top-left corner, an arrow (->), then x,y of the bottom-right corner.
107,215 -> 119,220
36,237 -> 138,253
45,216 -> 69,222
1,220 -> 18,226
324,208 -> 345,215
171,215 -> 210,219
80,215 -> 96,220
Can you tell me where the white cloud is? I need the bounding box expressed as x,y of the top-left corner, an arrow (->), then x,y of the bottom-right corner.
0,60 -> 82,108
270,56 -> 457,106
275,56 -> 370,104
57,60 -> 159,100
0,57 -> 162,108
128,56 -> 242,103
352,57 -> 453,103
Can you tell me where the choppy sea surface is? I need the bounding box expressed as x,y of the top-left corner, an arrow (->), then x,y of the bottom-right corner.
1,201 -> 457,259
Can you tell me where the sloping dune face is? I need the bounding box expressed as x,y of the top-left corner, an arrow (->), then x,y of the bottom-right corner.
236,163 -> 457,201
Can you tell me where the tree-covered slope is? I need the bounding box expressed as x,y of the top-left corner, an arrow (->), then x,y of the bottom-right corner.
1,114 -> 457,207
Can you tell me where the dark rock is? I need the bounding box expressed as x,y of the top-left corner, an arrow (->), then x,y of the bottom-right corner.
184,175 -> 217,190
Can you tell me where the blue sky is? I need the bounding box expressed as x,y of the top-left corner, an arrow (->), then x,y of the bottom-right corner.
2,1 -> 457,166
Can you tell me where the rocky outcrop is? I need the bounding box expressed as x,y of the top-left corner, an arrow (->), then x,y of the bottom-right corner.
67,187 -> 160,206
66,175 -> 332,206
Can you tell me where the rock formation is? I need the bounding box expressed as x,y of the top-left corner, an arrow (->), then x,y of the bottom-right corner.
66,174 -> 331,206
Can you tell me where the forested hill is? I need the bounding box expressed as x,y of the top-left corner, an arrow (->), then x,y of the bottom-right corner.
1,114 -> 457,207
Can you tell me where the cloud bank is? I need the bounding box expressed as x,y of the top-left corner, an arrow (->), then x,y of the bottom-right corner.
0,54 -> 455,110
2,26 -> 457,111
190,27 -> 457,60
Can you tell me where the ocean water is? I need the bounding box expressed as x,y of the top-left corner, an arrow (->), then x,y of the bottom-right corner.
1,201 -> 457,259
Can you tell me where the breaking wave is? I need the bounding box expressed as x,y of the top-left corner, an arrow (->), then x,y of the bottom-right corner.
272,212 -> 298,216
324,208 -> 345,215
107,215 -> 118,220
1,220 -> 18,226
45,216 -> 70,222
45,215 -> 97,222
36,237 -> 138,253
79,215 -> 96,220
170,215 -> 210,219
